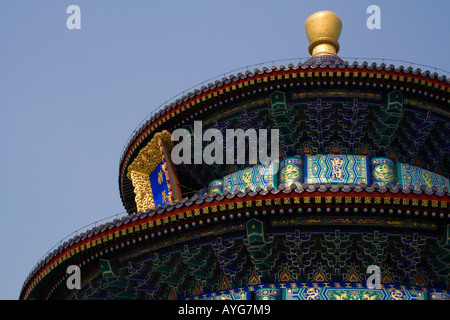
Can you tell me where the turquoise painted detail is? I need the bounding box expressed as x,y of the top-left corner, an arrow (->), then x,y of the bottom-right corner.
223,162 -> 277,193
305,154 -> 369,184
397,163 -> 449,191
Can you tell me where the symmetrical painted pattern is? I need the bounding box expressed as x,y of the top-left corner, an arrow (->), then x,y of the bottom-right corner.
371,157 -> 396,186
279,157 -> 303,187
205,155 -> 448,196
284,285 -> 427,300
305,155 -> 370,185
186,283 -> 437,300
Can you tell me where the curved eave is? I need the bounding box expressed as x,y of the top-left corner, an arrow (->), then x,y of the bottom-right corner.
118,61 -> 450,213
20,183 -> 450,300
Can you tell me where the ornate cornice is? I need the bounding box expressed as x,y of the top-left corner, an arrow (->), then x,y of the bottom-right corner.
118,61 -> 450,213
20,182 -> 449,300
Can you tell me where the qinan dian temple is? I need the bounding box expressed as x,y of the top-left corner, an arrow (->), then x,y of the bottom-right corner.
20,11 -> 449,300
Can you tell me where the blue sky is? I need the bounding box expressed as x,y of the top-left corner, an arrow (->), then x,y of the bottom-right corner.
0,0 -> 448,300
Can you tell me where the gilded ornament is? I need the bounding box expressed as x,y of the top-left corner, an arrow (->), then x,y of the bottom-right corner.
158,169 -> 164,185
305,11 -> 342,56
305,288 -> 320,300
127,130 -> 175,212
281,163 -> 300,185
161,190 -> 170,204
421,171 -> 432,188
373,164 -> 394,183
129,171 -> 154,213
330,156 -> 345,180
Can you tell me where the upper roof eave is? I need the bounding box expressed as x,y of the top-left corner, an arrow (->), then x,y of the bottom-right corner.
118,59 -> 450,200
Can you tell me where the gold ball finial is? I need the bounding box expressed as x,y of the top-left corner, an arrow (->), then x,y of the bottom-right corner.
305,11 -> 342,57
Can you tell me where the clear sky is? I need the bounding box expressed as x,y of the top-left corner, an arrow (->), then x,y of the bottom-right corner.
0,0 -> 449,300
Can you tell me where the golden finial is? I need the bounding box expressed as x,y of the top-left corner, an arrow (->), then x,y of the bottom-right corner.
305,11 -> 342,57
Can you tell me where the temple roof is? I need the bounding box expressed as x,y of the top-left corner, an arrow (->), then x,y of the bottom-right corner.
21,10 -> 450,300
120,59 -> 449,165
117,59 -> 450,214
119,60 -> 449,165
20,179 -> 450,299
